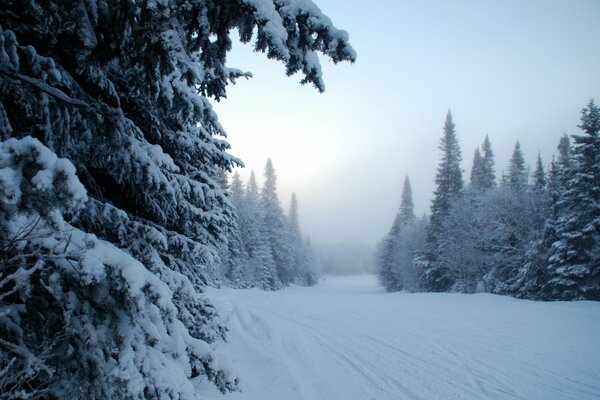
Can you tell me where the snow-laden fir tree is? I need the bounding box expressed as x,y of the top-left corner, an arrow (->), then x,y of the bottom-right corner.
0,1 -> 355,397
517,155 -> 566,299
243,171 -> 280,289
501,152 -> 552,298
431,111 -> 464,214
399,176 -> 417,223
377,176 -> 423,291
483,143 -> 537,293
225,172 -> 317,288
0,137 -> 236,399
419,111 -> 464,291
223,172 -> 249,287
435,191 -> 490,292
545,100 -> 600,300
260,159 -> 296,285
435,134 -> 496,292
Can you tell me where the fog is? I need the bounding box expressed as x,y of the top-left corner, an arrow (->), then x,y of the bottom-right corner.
213,0 -> 600,271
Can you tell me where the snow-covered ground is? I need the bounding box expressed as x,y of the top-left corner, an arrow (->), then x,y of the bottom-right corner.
198,275 -> 600,400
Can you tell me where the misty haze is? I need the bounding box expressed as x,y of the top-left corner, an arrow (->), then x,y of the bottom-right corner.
1,1 -> 598,400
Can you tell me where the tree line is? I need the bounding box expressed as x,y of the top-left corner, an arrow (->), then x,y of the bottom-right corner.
221,159 -> 317,290
377,101 -> 600,301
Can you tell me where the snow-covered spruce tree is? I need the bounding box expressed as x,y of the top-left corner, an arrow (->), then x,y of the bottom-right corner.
288,193 -> 318,285
399,176 -> 417,223
394,176 -> 422,292
437,137 -> 496,293
502,153 -> 552,298
435,191 -> 488,292
419,111 -> 464,291
376,216 -> 403,291
261,159 -> 295,285
376,176 -> 420,291
433,136 -> 497,293
484,142 -> 550,296
545,100 -> 600,300
0,138 -> 231,399
480,135 -> 496,190
244,171 -> 279,289
531,137 -> 574,290
0,1 -> 355,397
222,172 -> 248,287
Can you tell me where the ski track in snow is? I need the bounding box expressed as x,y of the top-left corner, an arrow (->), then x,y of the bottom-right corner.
198,275 -> 600,400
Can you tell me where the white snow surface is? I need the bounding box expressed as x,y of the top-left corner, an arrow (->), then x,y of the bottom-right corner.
198,275 -> 600,400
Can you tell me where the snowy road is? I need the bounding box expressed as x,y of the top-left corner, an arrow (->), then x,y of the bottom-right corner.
199,275 -> 600,400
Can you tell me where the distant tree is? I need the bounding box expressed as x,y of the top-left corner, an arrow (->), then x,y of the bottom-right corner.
399,176 -> 417,223
289,193 -> 302,240
430,111 -> 464,221
545,100 -> 600,300
481,135 -> 497,190
261,159 -> 295,285
502,158 -> 552,298
244,171 -> 279,289
470,148 -> 485,190
557,134 -> 572,172
436,192 -> 489,292
223,172 -> 249,286
471,136 -> 496,192
376,217 -> 403,291
287,193 -> 318,285
506,141 -> 528,192
377,176 -> 422,291
532,153 -> 547,190
420,111 -> 464,291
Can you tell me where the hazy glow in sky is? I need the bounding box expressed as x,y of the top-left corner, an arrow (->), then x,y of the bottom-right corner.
213,0 -> 600,248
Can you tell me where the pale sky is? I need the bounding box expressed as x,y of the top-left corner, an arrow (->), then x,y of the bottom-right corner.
213,0 -> 600,249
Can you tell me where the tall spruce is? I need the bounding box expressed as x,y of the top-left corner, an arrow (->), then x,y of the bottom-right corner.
245,171 -> 279,289
224,172 -> 249,286
480,135 -> 496,190
505,152 -> 552,298
377,176 -> 420,291
399,176 -> 416,223
557,134 -> 572,171
289,193 -> 302,241
420,111 -> 464,291
261,159 -> 295,285
506,141 -> 528,192
546,100 -> 600,300
532,153 -> 547,190
470,148 -> 485,190
0,1 -> 355,397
